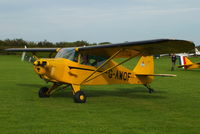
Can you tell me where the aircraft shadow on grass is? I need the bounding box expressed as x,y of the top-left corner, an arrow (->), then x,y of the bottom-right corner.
181,69 -> 200,71
83,87 -> 167,100
17,83 -> 167,99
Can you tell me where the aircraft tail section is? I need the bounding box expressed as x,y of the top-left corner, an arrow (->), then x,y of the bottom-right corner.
133,56 -> 154,84
133,56 -> 176,77
178,56 -> 193,66
133,56 -> 154,74
178,56 -> 193,69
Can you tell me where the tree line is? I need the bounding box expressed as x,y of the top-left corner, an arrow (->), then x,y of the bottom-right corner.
0,38 -> 199,54
0,39 -> 98,49
0,39 -> 104,54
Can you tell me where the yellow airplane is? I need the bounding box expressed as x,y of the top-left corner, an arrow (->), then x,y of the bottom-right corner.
5,39 -> 194,103
178,56 -> 200,70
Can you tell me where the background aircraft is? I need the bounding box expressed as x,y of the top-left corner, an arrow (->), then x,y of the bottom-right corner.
175,47 -> 200,57
5,39 -> 195,103
178,56 -> 200,70
195,48 -> 200,56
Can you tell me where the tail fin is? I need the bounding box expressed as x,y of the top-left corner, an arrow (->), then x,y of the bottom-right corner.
133,56 -> 154,74
179,56 -> 193,66
133,56 -> 176,84
178,56 -> 193,69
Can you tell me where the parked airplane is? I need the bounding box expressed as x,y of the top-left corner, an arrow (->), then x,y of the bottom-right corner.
195,48 -> 200,56
178,56 -> 200,70
5,39 -> 194,103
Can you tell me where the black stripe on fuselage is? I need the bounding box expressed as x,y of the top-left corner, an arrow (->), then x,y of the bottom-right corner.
68,66 -> 103,72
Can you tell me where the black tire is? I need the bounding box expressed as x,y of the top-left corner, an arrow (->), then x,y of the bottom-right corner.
39,87 -> 50,98
74,91 -> 86,103
148,88 -> 154,93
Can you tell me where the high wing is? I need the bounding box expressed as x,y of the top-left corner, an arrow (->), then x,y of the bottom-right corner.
4,48 -> 59,52
77,39 -> 195,58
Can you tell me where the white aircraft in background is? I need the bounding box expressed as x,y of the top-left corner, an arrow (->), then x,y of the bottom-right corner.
195,48 -> 200,56
176,47 -> 199,57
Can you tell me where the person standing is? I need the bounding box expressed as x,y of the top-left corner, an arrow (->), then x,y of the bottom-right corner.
171,54 -> 177,71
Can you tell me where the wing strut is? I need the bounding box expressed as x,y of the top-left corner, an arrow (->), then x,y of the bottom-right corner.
81,50 -> 140,84
31,52 -> 39,59
80,49 -> 123,84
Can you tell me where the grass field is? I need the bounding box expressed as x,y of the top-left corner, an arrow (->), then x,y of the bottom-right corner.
0,55 -> 200,134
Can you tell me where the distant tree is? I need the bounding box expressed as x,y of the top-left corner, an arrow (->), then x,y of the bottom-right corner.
99,42 -> 112,45
27,41 -> 37,47
37,40 -> 54,47
0,40 -> 3,46
3,39 -> 27,47
0,39 -> 109,54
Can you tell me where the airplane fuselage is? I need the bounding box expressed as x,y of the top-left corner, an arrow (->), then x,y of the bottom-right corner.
33,57 -> 154,86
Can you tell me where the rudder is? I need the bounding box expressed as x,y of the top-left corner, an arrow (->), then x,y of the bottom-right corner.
133,56 -> 154,74
179,56 -> 193,66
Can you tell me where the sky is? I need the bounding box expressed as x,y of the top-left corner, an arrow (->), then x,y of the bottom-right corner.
0,0 -> 200,45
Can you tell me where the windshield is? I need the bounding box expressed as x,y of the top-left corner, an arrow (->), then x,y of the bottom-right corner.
55,48 -> 78,61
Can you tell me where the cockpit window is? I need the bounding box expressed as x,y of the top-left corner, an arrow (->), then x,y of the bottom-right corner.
55,48 -> 78,61
80,54 -> 107,67
55,48 -> 107,67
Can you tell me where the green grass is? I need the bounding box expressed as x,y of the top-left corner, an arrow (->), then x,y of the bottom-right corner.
0,55 -> 200,134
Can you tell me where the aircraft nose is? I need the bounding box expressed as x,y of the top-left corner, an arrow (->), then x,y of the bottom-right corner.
33,60 -> 48,67
34,66 -> 46,75
33,59 -> 49,75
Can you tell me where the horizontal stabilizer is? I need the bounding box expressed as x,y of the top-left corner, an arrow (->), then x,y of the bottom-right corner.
177,65 -> 192,68
136,74 -> 176,77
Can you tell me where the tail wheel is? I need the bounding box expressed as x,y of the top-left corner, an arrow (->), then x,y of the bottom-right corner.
39,87 -> 50,98
74,91 -> 86,103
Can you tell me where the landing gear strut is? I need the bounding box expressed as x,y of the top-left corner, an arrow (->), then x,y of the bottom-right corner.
144,84 -> 154,93
38,83 -> 87,103
71,84 -> 86,103
38,83 -> 62,98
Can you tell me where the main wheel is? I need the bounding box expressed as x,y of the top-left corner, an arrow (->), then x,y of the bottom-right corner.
74,91 -> 86,103
39,87 -> 50,98
148,88 -> 154,93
